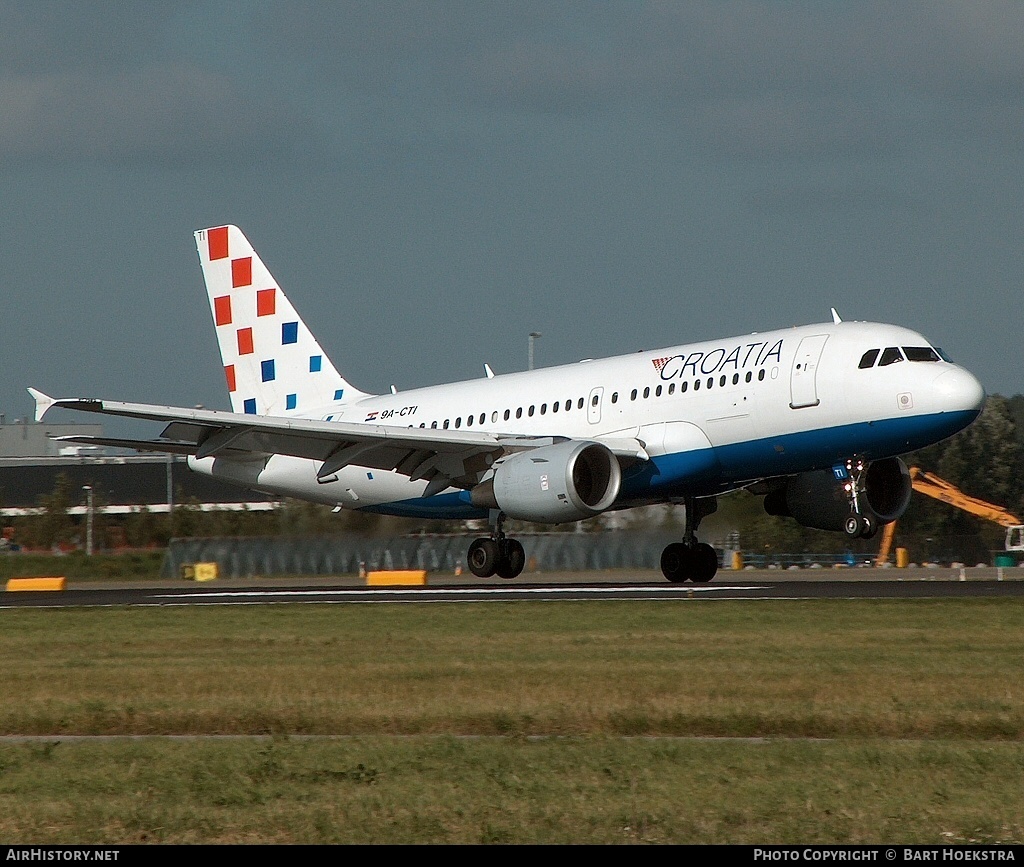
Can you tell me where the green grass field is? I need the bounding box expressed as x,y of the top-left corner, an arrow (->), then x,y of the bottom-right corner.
0,599 -> 1022,843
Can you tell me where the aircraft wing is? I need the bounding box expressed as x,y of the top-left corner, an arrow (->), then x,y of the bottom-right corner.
30,389 -> 648,492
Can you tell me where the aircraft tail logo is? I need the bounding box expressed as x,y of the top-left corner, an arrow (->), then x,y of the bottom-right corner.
195,225 -> 368,415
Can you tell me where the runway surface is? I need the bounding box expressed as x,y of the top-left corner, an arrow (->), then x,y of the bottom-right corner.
3,566 -> 1023,609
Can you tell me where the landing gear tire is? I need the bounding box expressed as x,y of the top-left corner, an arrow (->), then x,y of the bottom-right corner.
844,514 -> 876,539
468,538 -> 499,578
661,542 -> 690,583
495,539 -> 526,579
692,543 -> 719,583
661,541 -> 719,583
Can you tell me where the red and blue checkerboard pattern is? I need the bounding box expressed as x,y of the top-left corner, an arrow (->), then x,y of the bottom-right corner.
196,225 -> 361,415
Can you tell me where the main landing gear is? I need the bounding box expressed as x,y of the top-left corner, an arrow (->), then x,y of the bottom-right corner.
841,457 -> 878,540
467,512 -> 525,579
660,496 -> 719,583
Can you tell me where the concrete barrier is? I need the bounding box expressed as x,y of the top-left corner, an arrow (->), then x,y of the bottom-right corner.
366,570 -> 427,586
6,577 -> 66,592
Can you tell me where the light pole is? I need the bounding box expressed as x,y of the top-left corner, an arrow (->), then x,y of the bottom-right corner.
82,486 -> 94,556
528,332 -> 542,371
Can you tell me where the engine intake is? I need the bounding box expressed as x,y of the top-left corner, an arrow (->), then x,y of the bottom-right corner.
764,457 -> 912,532
471,440 -> 621,523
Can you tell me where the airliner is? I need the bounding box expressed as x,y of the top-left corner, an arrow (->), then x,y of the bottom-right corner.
29,225 -> 985,582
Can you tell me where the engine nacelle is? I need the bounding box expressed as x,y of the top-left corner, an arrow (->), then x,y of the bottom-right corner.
763,457 -> 912,532
470,440 -> 621,523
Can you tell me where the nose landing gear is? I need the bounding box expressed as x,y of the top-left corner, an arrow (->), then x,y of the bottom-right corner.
842,457 -> 878,539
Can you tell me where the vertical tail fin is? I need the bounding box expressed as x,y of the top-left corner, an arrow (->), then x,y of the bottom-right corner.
195,225 -> 369,415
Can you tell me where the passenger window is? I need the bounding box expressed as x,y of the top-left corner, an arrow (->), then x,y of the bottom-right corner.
707,377 -> 713,389
553,401 -> 560,412
465,415 -> 472,426
903,346 -> 940,362
656,385 -> 662,397
516,408 -> 523,419
758,369 -> 765,381
631,389 -> 638,401
578,398 -> 585,409
591,394 -> 599,406
565,399 -> 572,411
431,421 -> 438,429
732,373 -> 739,385
455,417 -> 462,428
528,405 -> 535,417
719,375 -> 726,387
858,349 -> 880,369
443,420 -> 450,429
540,403 -> 547,415
681,381 -> 688,393
745,371 -> 752,383
879,347 -> 904,366
643,387 -> 650,399
694,379 -> 701,391
491,411 -> 498,423
504,409 -> 510,421
611,392 -> 618,404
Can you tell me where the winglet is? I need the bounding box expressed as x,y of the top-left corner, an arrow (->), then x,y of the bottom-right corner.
27,388 -> 55,422
483,364 -> 495,379
831,307 -> 843,324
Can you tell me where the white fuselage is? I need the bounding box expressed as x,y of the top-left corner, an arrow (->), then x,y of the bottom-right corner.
189,319 -> 985,519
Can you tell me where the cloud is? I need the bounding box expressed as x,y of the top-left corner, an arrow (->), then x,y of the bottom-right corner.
4,3 -> 1024,167
0,63 -> 307,166
258,1 -> 1024,159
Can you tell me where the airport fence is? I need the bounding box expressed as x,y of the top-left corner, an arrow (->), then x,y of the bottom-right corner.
160,532 -> 1009,578
161,531 -> 692,578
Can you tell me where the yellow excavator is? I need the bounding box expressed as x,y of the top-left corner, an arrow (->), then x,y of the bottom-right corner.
875,467 -> 1024,566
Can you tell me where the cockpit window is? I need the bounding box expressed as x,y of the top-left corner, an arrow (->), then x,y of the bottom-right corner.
878,347 -> 904,366
935,347 -> 952,362
903,346 -> 940,362
858,349 -> 880,369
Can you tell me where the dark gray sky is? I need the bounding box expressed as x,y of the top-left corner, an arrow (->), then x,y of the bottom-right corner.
3,1 -> 1023,425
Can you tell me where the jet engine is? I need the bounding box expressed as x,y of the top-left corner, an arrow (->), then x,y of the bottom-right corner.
763,456 -> 913,532
470,440 -> 621,523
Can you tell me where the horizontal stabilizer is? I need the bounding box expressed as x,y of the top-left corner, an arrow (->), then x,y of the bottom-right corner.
28,387 -> 56,423
50,435 -> 201,456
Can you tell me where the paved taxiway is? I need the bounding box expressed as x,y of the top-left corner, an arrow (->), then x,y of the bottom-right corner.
3,566 -> 1022,609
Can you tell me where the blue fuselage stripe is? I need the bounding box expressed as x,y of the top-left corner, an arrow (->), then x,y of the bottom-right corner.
360,409 -> 980,520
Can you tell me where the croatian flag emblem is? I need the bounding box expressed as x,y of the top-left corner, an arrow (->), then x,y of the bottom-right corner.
651,357 -> 671,371
365,411 -> 379,422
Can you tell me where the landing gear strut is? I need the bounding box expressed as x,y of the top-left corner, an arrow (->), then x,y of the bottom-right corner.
660,497 -> 719,583
467,511 -> 525,579
842,457 -> 877,540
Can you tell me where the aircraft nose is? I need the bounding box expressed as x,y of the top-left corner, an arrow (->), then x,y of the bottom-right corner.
933,367 -> 986,414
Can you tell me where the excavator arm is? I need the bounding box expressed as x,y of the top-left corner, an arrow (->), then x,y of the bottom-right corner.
875,467 -> 1024,565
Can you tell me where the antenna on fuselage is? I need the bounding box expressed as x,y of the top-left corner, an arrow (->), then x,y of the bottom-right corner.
831,308 -> 843,324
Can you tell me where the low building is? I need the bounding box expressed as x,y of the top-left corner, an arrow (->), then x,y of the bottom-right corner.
0,420 -> 275,515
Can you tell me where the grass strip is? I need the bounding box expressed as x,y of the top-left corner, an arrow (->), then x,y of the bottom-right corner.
0,736 -> 1021,844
